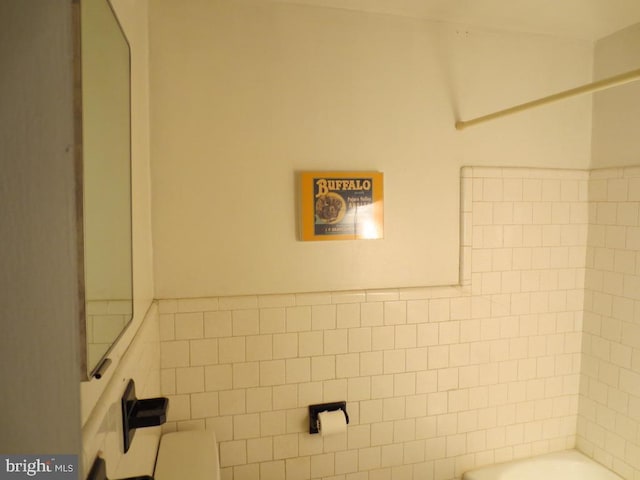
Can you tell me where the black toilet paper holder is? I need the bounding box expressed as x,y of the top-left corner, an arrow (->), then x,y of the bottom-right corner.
121,379 -> 169,453
308,401 -> 349,434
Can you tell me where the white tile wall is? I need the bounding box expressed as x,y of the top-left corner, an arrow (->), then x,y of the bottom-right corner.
577,166 -> 640,480
157,167 -> 590,480
82,304 -> 161,479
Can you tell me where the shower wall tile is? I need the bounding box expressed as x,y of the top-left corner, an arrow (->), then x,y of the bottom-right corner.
577,166 -> 640,479
159,167 -> 589,480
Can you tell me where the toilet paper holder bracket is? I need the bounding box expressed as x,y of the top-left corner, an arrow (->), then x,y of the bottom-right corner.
308,401 -> 349,434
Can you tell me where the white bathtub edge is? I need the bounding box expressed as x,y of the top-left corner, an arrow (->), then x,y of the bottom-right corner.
462,450 -> 624,480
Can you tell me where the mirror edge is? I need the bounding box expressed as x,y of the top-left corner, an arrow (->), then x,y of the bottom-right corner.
77,0 -> 135,381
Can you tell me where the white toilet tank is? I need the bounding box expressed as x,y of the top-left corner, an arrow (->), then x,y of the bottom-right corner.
154,430 -> 220,480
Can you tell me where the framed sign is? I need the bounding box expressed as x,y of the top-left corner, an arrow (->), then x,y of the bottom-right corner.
300,171 -> 384,241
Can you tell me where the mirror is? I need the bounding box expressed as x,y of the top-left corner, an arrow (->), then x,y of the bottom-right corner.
78,0 -> 133,379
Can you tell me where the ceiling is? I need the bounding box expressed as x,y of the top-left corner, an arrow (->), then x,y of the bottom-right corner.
269,0 -> 640,40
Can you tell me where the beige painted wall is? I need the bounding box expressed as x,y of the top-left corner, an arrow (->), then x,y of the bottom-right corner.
591,23 -> 640,168
0,0 -> 82,456
149,0 -> 593,298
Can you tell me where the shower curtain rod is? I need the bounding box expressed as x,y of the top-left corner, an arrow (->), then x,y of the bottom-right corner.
455,67 -> 640,130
